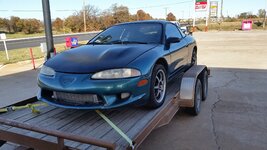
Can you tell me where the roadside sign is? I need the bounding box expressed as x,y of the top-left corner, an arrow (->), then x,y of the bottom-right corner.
242,20 -> 253,30
40,43 -> 47,53
0,33 -> 9,60
210,1 -> 218,18
66,37 -> 79,48
0,33 -> 6,40
71,37 -> 79,47
195,0 -> 208,12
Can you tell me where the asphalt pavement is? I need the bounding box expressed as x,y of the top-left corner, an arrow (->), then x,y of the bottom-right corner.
0,32 -> 99,51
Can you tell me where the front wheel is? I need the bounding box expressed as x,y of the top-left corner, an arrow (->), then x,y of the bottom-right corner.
146,64 -> 167,108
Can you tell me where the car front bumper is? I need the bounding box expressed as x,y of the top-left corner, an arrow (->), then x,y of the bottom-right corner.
37,72 -> 150,109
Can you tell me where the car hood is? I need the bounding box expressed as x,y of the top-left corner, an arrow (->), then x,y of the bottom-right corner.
45,44 -> 158,73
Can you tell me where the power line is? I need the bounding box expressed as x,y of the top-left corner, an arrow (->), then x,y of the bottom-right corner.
12,10 -> 42,12
129,0 -> 193,10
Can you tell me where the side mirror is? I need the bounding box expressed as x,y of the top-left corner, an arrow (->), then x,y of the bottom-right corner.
181,29 -> 187,34
166,37 -> 180,45
181,28 -> 193,35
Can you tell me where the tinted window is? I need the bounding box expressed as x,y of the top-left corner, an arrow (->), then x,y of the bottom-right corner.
90,23 -> 162,44
165,24 -> 182,39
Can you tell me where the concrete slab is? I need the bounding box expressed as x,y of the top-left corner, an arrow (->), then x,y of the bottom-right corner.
0,59 -> 43,107
140,31 -> 267,150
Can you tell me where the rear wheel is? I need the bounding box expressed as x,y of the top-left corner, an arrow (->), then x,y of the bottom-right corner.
189,79 -> 202,116
147,64 -> 167,108
191,49 -> 197,65
202,70 -> 208,101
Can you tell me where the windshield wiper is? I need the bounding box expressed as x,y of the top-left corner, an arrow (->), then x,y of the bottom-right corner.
110,40 -> 148,44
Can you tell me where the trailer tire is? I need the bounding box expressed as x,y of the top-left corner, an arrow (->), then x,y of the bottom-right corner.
191,49 -> 197,66
202,70 -> 208,101
189,79 -> 202,116
146,64 -> 167,108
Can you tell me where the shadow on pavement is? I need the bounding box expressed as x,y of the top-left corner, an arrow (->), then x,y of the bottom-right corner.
140,67 -> 267,150
0,69 -> 39,108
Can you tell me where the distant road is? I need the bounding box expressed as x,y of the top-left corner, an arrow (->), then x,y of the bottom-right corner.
0,31 -> 100,51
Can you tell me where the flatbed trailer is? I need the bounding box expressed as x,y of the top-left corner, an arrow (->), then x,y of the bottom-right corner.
0,65 -> 208,150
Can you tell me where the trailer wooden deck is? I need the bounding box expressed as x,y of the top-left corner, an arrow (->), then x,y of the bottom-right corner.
0,75 -> 182,150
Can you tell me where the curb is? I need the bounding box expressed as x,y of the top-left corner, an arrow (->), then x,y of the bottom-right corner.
0,64 -> 5,70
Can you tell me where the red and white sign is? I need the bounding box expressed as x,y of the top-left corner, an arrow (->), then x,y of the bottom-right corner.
195,0 -> 208,12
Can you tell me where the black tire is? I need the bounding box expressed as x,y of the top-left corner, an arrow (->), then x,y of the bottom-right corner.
202,70 -> 208,101
191,49 -> 197,66
146,64 -> 167,108
189,79 -> 202,116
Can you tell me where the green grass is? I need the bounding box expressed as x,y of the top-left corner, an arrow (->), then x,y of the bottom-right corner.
196,21 -> 266,31
0,41 -> 87,65
5,31 -> 72,39
6,32 -> 46,39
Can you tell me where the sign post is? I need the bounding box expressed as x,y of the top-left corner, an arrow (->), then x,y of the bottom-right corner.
0,33 -> 9,60
193,0 -> 209,32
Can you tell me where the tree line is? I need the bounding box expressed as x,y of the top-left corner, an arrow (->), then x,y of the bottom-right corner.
0,3 -> 266,34
0,4 -> 178,34
0,16 -> 42,34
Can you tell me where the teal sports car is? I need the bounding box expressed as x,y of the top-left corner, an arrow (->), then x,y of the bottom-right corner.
37,20 -> 197,109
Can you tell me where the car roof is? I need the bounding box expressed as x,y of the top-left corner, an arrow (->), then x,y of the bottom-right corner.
115,20 -> 171,26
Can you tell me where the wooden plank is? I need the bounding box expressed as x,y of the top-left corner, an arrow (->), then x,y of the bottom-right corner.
5,108 -> 67,137
25,109 -> 88,140
88,109 -> 145,150
73,109 -> 132,149
42,109 -> 120,148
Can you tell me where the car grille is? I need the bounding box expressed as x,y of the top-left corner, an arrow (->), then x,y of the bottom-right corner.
53,91 -> 102,105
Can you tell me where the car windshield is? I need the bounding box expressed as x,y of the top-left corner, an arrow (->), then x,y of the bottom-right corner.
88,23 -> 162,44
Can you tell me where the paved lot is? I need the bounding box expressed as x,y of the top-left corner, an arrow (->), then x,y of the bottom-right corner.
0,59 -> 43,107
140,31 -> 267,150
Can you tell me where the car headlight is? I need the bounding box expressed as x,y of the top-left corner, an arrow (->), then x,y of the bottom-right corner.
40,65 -> 55,76
91,68 -> 141,79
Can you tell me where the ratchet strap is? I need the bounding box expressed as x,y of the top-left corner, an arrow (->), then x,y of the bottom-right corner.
95,110 -> 135,149
0,102 -> 48,114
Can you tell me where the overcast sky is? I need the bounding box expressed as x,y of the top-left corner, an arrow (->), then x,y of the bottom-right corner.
0,0 -> 266,20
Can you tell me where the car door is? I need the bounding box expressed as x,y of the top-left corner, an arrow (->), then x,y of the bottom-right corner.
165,23 -> 189,74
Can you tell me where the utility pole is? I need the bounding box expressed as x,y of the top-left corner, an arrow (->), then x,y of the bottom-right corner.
164,7 -> 168,20
42,0 -> 54,60
263,0 -> 267,28
220,0 -> 224,21
83,0 -> 87,32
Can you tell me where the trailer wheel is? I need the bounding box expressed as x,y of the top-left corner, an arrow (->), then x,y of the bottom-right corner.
202,70 -> 208,101
190,79 -> 202,116
191,49 -> 197,66
146,64 -> 167,108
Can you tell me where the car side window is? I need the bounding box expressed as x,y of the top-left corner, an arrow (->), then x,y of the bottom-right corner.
178,28 -> 186,38
165,24 -> 183,39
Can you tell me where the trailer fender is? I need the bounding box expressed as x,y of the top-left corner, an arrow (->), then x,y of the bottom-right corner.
178,65 -> 208,107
